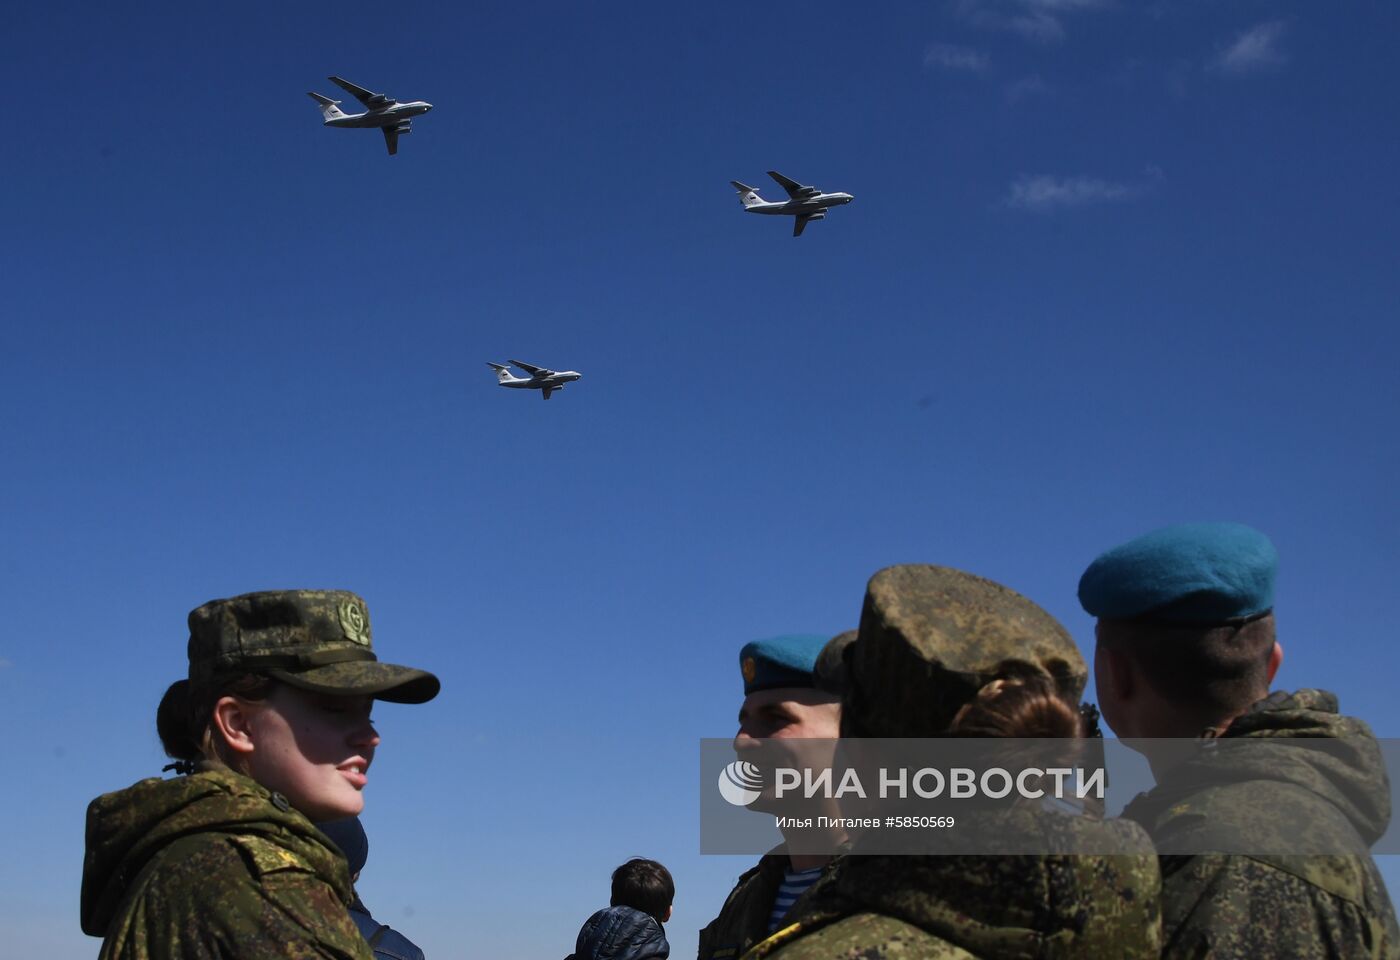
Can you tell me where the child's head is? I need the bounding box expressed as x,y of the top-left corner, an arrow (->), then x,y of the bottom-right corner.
610,858 -> 674,925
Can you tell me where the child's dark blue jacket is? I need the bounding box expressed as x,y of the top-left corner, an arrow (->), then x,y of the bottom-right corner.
567,905 -> 670,960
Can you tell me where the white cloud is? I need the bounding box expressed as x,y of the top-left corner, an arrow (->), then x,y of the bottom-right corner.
924,42 -> 991,72
1003,173 -> 1139,212
953,0 -> 1109,44
0,658 -> 12,669
1215,20 -> 1287,73
1006,11 -> 1065,43
1004,73 -> 1050,103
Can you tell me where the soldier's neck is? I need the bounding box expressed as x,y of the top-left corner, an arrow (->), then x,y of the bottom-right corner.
787,851 -> 833,871
1134,710 -> 1245,781
778,796 -> 847,869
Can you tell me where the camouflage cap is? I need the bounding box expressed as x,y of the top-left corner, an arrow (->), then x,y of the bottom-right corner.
187,590 -> 439,704
846,565 -> 1086,737
813,630 -> 857,697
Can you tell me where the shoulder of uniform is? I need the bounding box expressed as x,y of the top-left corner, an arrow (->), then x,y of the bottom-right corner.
732,862 -> 763,884
120,831 -> 263,913
147,830 -> 252,876
710,863 -> 773,921
1249,855 -> 1371,903
226,833 -> 315,878
699,859 -> 789,958
1166,853 -> 1378,912
141,832 -> 310,887
1163,854 -> 1394,958
755,853 -> 789,880
721,854 -> 781,894
1151,781 -> 1368,855
746,912 -> 976,960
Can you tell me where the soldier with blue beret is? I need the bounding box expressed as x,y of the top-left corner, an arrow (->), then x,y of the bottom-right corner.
1081,523 -> 1398,959
1078,521 -> 1277,625
748,564 -> 1162,960
738,635 -> 833,695
698,633 -> 851,960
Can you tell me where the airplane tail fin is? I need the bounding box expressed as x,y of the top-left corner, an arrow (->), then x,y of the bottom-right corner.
487,362 -> 514,383
307,92 -> 348,120
731,181 -> 764,208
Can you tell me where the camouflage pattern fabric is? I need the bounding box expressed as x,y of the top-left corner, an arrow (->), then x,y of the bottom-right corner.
186,589 -> 438,704
812,631 -> 856,698
82,765 -> 372,960
742,816 -> 1162,960
740,565 -> 1163,960
699,850 -> 837,960
1123,689 -> 1399,960
845,565 -> 1089,738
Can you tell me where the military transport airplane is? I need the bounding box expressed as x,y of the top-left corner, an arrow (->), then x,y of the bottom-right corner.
307,76 -> 433,155
730,171 -> 854,237
487,360 -> 582,400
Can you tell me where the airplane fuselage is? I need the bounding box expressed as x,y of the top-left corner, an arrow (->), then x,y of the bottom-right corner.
743,193 -> 854,215
500,372 -> 582,389
324,101 -> 433,128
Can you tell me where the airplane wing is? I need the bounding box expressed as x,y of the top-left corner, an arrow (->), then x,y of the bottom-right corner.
329,76 -> 398,109
793,214 -> 811,237
509,359 -> 555,377
542,386 -> 554,400
381,126 -> 399,155
768,170 -> 820,200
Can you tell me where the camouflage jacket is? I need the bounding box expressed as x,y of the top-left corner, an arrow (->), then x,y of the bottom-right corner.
82,766 -> 372,960
740,809 -> 1161,960
1123,689 -> 1399,960
698,850 -> 837,960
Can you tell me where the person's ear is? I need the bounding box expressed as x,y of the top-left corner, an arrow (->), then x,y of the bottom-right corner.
211,696 -> 258,756
1265,641 -> 1283,684
663,904 -> 672,923
1097,644 -> 1135,701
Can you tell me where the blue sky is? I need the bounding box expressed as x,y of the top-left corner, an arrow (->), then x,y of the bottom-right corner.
2,1 -> 1397,956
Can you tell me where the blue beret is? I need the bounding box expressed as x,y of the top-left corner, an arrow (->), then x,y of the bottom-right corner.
739,635 -> 829,695
1078,522 -> 1277,625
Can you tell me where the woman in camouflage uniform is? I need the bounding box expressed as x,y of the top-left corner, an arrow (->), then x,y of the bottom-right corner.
80,590 -> 439,960
745,565 -> 1162,960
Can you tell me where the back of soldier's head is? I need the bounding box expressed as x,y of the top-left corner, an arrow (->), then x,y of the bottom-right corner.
610,858 -> 674,925
1080,522 -> 1279,716
841,564 -> 1088,739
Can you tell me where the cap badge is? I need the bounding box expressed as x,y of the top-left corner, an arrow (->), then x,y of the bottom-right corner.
338,601 -> 370,646
741,657 -> 756,684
